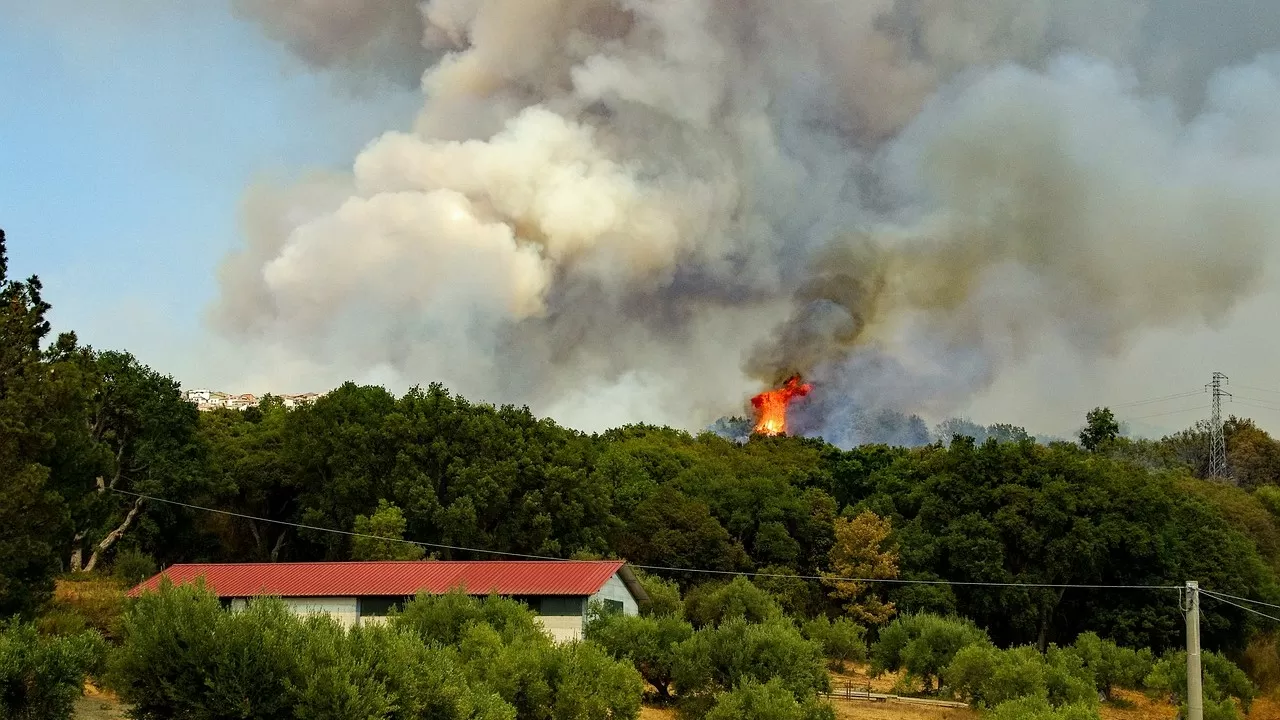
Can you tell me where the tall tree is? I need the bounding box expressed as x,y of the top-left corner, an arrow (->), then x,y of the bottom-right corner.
351,499 -> 425,561
67,351 -> 203,572
0,229 -> 72,614
823,510 -> 899,625
1080,407 -> 1120,452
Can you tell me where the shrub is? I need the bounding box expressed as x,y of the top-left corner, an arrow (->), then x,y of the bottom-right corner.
110,582 -> 519,720
1145,649 -> 1255,720
394,589 -> 547,646
801,616 -> 867,672
111,549 -> 158,586
684,577 -> 783,628
704,679 -> 837,720
985,697 -> 1099,720
635,570 -> 683,618
673,617 -> 829,713
0,620 -> 104,720
1071,632 -> 1153,699
586,608 -> 694,700
870,613 -> 989,692
944,644 -> 1095,710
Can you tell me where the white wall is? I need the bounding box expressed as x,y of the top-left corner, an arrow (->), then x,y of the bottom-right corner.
282,597 -> 359,628
589,573 -> 640,616
535,615 -> 585,643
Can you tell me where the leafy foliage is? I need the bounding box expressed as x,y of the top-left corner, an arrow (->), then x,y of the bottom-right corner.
800,615 -> 867,671
672,618 -> 829,714
870,613 -> 990,692
0,620 -> 104,720
1145,649 -> 1255,719
351,499 -> 426,561
822,510 -> 898,624
684,576 -> 784,628
703,679 -> 836,720
585,609 -> 693,700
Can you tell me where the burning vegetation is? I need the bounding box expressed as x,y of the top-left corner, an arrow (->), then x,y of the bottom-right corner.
750,375 -> 812,436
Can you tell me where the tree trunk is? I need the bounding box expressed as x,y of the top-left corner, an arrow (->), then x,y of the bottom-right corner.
83,497 -> 144,572
270,530 -> 288,562
69,531 -> 86,573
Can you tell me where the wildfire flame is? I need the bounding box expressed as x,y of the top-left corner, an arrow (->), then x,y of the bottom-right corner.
750,374 -> 812,436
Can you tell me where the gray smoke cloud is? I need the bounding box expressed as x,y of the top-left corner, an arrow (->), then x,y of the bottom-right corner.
214,0 -> 1280,440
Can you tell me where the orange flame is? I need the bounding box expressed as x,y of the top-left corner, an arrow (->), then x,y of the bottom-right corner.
750,374 -> 812,436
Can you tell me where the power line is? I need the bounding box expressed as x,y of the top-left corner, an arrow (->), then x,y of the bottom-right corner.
1124,405 -> 1212,421
109,489 -> 1182,591
1200,589 -> 1280,612
1235,385 -> 1280,396
1074,390 -> 1205,416
1200,589 -> 1280,624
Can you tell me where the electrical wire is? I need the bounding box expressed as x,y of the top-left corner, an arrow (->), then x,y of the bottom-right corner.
1200,589 -> 1280,612
109,488 -> 1182,591
1200,589 -> 1280,624
1075,390 -> 1205,415
1124,405 -> 1212,421
1235,385 -> 1280,396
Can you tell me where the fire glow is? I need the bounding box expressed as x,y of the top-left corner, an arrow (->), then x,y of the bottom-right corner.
750,374 -> 812,436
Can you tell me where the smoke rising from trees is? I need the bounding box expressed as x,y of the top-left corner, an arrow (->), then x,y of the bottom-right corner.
212,0 -> 1280,441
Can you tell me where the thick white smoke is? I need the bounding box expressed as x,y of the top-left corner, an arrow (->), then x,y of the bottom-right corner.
215,0 -> 1280,440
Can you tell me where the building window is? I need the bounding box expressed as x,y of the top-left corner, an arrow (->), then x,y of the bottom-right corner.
219,598 -> 233,610
538,597 -> 586,616
602,599 -> 624,614
358,597 -> 408,617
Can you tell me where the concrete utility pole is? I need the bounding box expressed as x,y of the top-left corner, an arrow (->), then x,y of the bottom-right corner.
1186,581 -> 1203,720
1208,373 -> 1231,481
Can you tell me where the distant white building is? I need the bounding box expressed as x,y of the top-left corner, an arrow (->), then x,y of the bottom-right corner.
182,389 -> 328,412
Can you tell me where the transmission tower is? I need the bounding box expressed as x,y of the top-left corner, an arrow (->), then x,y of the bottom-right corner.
1208,372 -> 1231,481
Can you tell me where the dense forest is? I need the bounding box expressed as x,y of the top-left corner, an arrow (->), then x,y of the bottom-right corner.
8,226 -> 1280,717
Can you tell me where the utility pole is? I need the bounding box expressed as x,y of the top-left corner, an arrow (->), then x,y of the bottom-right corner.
1208,372 -> 1231,480
1186,581 -> 1203,720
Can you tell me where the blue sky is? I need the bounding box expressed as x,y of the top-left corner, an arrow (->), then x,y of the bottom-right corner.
0,1 -> 416,382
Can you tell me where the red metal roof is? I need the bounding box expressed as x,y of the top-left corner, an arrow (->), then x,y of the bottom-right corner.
128,560 -> 627,599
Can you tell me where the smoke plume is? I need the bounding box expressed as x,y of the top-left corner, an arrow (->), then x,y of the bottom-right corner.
215,0 -> 1280,441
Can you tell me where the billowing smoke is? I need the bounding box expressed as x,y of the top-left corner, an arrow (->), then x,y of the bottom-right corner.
216,0 -> 1280,442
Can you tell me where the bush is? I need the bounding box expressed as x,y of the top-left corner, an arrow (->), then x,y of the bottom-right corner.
704,679 -> 837,720
586,608 -> 693,700
944,644 -> 1095,710
801,616 -> 867,672
1145,649 -> 1255,720
673,617 -> 829,713
870,613 -> 989,692
1071,632 -> 1153,699
394,589 -> 547,645
0,620 -> 104,720
985,697 -> 1099,720
684,577 -> 783,628
111,549 -> 157,586
111,582 -> 519,720
635,570 -> 684,618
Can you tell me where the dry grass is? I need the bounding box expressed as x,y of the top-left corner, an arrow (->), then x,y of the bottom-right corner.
74,683 -> 127,720
43,576 -> 129,638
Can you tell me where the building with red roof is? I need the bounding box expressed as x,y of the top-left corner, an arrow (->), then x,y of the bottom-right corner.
129,560 -> 648,642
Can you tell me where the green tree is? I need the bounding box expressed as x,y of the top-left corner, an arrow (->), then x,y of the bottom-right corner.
0,620 -> 104,720
870,614 -> 990,692
1070,632 -> 1153,700
633,569 -> 683,618
1079,408 -> 1119,452
672,618 -> 829,713
1145,649 -> 1255,720
0,228 -> 74,616
683,576 -> 784,629
704,679 -> 836,720
67,351 -> 204,573
585,609 -> 693,701
351,499 -> 426,560
801,615 -> 867,672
